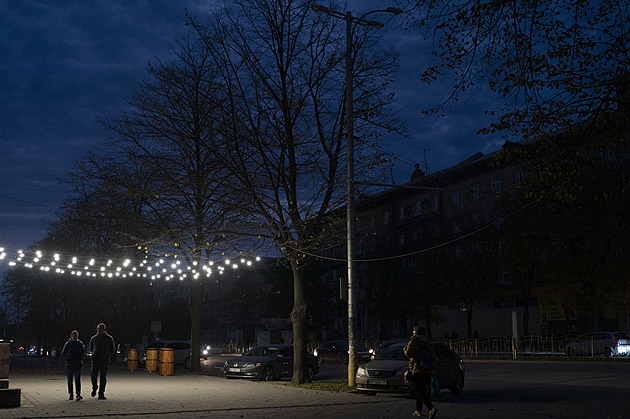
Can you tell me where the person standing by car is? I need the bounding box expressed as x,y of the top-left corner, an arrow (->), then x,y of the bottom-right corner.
61,330 -> 85,401
89,323 -> 115,400
404,326 -> 438,418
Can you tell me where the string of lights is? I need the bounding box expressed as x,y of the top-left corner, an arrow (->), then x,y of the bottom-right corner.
0,246 -> 260,281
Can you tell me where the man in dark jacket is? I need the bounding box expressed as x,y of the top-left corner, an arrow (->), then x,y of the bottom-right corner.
62,330 -> 85,400
89,323 -> 115,400
404,326 -> 438,418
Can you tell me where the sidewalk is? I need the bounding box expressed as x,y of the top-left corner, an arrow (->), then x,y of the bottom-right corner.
4,363 -> 412,419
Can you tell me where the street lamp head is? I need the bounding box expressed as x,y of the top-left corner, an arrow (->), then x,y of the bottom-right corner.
385,7 -> 404,15
367,20 -> 385,29
311,4 -> 329,13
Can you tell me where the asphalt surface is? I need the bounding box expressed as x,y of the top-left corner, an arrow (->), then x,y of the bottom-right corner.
4,355 -> 630,418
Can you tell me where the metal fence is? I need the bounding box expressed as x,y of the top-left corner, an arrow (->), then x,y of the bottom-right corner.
430,335 -> 628,359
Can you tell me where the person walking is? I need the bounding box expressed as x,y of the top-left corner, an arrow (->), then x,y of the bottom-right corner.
404,326 -> 438,418
89,323 -> 115,400
61,330 -> 85,401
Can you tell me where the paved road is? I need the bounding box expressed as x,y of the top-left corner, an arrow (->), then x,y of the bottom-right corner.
3,356 -> 630,418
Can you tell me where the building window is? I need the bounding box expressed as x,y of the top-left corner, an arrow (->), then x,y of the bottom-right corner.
498,271 -> 512,285
514,170 -> 525,188
451,192 -> 460,205
470,183 -> 480,200
491,178 -> 502,194
398,233 -> 405,246
367,237 -> 376,254
432,196 -> 439,211
495,210 -> 505,229
413,201 -> 422,216
383,210 -> 390,225
398,205 -> 405,220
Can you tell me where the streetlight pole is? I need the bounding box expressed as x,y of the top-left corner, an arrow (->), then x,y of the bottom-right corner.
312,4 -> 402,387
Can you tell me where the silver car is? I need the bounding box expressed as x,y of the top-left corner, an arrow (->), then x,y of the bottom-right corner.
355,342 -> 465,396
564,332 -> 630,357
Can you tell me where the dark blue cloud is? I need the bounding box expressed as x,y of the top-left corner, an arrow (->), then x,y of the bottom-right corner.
0,0 -> 500,253
0,0 -> 208,251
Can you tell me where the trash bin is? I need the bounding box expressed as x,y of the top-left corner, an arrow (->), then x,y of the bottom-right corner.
159,348 -> 174,376
127,348 -> 138,371
146,348 -> 158,372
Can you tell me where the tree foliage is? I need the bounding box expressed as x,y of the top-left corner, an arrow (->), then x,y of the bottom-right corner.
413,0 -> 630,139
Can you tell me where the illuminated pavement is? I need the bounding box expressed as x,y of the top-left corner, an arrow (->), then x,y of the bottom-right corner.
3,361 -> 411,419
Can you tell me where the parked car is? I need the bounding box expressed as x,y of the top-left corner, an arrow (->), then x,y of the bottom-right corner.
313,339 -> 371,364
369,338 -> 407,360
564,332 -> 630,357
223,344 -> 319,381
355,342 -> 465,396
139,340 -> 192,369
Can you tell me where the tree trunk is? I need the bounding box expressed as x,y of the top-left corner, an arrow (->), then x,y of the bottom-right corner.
290,260 -> 309,385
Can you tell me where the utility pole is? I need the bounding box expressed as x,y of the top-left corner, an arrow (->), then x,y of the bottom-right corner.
311,3 -> 402,387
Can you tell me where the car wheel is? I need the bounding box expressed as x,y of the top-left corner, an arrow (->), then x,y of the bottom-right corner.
567,348 -> 577,357
307,366 -> 314,382
261,366 -> 274,381
603,347 -> 613,358
450,373 -> 464,395
183,357 -> 191,369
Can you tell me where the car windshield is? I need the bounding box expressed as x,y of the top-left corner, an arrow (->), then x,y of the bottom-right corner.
244,346 -> 282,357
375,345 -> 407,360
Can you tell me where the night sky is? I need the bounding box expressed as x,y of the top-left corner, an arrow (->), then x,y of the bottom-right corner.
0,0 -> 503,255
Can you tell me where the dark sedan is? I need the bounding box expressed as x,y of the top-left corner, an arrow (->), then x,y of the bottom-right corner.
355,342 -> 465,396
223,344 -> 319,381
314,339 -> 371,364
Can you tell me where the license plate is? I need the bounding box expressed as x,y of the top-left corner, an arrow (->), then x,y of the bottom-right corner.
368,379 -> 387,385
229,368 -> 241,372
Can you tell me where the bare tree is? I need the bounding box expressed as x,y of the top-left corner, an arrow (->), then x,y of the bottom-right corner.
104,37 -> 248,371
188,0 -> 399,384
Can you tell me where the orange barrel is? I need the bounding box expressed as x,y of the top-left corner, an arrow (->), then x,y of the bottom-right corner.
127,348 -> 138,371
146,348 -> 159,372
159,348 -> 174,376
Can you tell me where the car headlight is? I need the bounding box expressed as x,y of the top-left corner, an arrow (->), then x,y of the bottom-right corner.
224,361 -> 228,367
203,349 -> 209,356
244,363 -> 262,368
356,366 -> 367,377
396,368 -> 406,377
